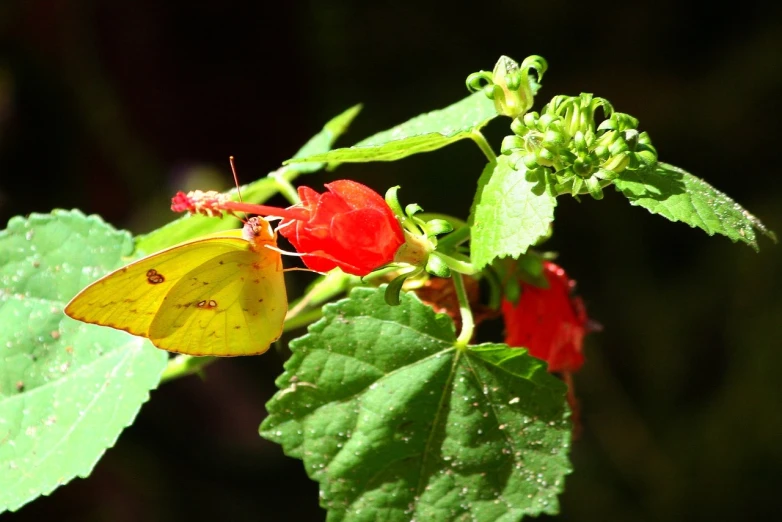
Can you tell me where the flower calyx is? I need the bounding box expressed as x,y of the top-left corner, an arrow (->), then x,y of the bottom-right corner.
384,186 -> 462,273
382,186 -> 478,306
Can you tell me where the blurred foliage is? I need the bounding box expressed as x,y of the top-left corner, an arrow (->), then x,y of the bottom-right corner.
0,0 -> 780,521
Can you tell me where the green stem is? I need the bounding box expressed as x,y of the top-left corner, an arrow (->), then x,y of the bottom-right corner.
453,272 -> 475,349
471,130 -> 497,163
432,251 -> 477,275
271,168 -> 302,205
483,266 -> 503,310
159,355 -> 214,384
282,307 -> 324,332
436,226 -> 470,252
416,213 -> 468,229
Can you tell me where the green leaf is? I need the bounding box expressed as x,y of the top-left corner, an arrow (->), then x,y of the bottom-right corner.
614,162 -> 777,251
471,157 -> 557,270
0,210 -> 168,513
293,104 -> 364,172
284,91 -> 498,164
468,160 -> 496,226
261,286 -> 571,522
135,104 -> 362,254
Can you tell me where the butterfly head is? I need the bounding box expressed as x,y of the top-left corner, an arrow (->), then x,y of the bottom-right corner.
243,217 -> 277,251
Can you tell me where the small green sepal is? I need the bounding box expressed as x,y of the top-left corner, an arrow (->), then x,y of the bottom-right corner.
422,219 -> 453,238
384,185 -> 404,218
405,203 -> 423,218
425,253 -> 451,277
384,272 -> 410,306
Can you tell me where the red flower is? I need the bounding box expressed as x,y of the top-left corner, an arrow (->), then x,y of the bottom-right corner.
278,180 -> 405,276
501,261 -> 589,373
171,180 -> 405,277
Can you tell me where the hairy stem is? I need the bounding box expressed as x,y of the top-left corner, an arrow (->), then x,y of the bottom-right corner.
471,129 -> 497,163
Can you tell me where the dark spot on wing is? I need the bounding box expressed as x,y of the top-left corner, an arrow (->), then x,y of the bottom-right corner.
146,269 -> 165,284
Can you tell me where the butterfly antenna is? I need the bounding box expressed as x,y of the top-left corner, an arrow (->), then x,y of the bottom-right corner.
229,156 -> 245,205
229,156 -> 249,223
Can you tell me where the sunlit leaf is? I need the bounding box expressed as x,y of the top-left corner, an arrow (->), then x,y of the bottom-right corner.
261,286 -> 571,521
471,156 -> 556,270
614,162 -> 776,251
284,91 -> 498,164
0,211 -> 167,513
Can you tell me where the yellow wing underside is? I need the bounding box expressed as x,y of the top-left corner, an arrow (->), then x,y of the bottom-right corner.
65,236 -> 287,356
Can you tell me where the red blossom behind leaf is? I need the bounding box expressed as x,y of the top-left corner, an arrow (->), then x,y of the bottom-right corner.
501,261 -> 589,373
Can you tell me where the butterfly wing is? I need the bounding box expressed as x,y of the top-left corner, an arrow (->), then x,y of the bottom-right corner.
147,244 -> 286,356
65,234 -> 287,356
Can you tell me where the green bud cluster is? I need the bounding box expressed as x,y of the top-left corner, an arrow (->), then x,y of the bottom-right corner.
501,93 -> 658,199
466,55 -> 547,118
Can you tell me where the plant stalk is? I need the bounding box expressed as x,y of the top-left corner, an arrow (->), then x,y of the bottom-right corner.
453,272 -> 475,348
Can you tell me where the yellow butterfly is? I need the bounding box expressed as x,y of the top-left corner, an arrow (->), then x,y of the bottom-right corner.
65,217 -> 287,356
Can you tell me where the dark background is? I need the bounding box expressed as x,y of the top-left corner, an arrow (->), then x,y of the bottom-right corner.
2,1 -> 781,521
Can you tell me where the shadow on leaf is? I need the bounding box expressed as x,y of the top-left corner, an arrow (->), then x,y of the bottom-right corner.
615,163 -> 686,202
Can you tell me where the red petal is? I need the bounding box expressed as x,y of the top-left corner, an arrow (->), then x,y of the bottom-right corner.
280,222 -> 339,273
297,185 -> 320,208
329,208 -> 404,273
324,180 -> 390,211
309,191 -> 353,225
